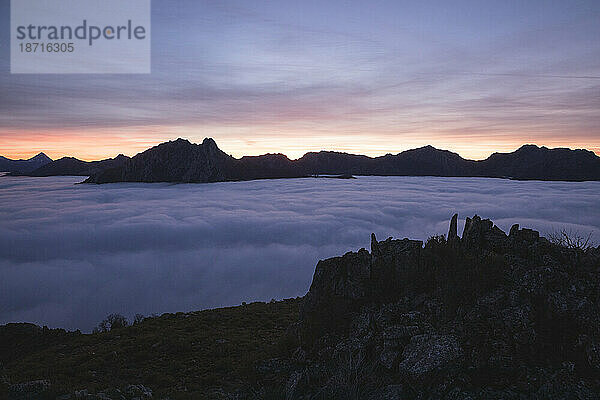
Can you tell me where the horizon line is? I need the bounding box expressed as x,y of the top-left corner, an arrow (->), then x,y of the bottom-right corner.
3,138 -> 599,163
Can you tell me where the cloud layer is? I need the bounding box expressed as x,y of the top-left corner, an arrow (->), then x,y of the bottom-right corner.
1,175 -> 599,331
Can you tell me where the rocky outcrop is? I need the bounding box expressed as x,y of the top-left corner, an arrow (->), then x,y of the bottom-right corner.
300,249 -> 372,340
462,215 -> 509,250
287,214 -> 600,399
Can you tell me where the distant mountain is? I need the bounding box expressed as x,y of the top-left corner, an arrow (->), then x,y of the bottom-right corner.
82,139 -> 600,184
0,153 -> 52,174
476,145 -> 600,181
84,138 -> 238,183
25,154 -> 130,177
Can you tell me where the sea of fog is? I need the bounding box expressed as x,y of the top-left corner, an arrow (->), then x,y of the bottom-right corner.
1,175 -> 599,332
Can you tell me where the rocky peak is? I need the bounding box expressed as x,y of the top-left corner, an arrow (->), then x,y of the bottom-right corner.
84,137 -> 235,183
202,138 -> 221,154
113,154 -> 129,162
516,144 -> 543,152
201,137 -> 218,149
31,152 -> 52,163
173,137 -> 191,145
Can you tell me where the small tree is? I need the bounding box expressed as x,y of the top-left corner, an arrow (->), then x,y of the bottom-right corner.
92,313 -> 129,333
133,313 -> 145,325
548,228 -> 595,251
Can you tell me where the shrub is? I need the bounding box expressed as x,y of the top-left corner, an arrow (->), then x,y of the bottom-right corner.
92,313 -> 129,333
133,313 -> 145,325
548,228 -> 595,251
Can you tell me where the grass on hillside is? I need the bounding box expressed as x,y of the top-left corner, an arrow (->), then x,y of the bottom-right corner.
1,298 -> 302,399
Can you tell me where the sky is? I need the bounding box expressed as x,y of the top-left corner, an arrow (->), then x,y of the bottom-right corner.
0,0 -> 599,161
1,175 -> 599,331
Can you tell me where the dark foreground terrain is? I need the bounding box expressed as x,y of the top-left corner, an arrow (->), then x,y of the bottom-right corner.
2,215 -> 600,399
0,300 -> 300,399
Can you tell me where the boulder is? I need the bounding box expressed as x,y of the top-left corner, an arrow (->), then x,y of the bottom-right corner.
398,334 -> 462,378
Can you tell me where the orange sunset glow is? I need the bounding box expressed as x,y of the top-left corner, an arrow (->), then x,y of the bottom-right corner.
1,1 -> 598,162
1,127 -> 598,162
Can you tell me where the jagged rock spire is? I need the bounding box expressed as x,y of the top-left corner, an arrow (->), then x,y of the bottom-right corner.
509,224 -> 520,236
448,213 -> 459,241
371,233 -> 378,254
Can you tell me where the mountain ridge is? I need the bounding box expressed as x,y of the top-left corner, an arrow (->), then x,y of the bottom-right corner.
0,152 -> 52,174
5,139 -> 600,182
11,154 -> 130,177
84,139 -> 600,183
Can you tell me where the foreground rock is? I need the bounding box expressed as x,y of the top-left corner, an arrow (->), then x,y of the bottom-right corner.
283,214 -> 600,399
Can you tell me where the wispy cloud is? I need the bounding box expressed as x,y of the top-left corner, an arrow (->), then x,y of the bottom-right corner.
0,0 -> 598,159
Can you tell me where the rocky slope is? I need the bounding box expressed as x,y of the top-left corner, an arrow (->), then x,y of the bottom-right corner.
0,153 -> 52,174
83,138 -> 600,183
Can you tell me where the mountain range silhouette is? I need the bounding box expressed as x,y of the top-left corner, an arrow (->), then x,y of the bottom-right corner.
3,139 -> 600,182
